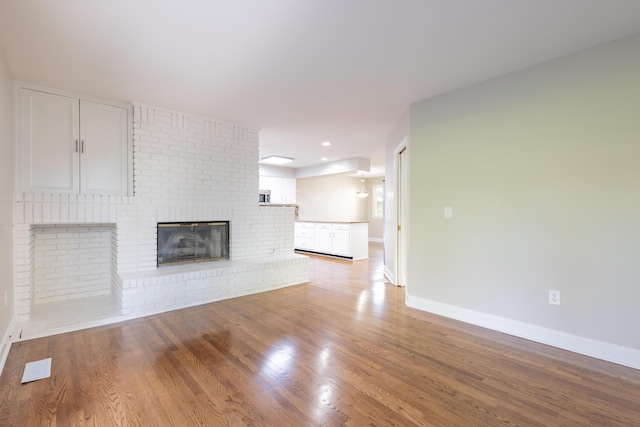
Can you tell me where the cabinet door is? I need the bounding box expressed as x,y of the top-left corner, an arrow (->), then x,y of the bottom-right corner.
282,178 -> 296,203
332,227 -> 351,256
18,89 -> 80,193
314,224 -> 333,253
270,177 -> 286,203
79,101 -> 129,195
294,236 -> 315,251
294,223 -> 315,238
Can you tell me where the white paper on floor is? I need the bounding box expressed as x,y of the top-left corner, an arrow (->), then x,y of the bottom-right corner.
21,357 -> 52,384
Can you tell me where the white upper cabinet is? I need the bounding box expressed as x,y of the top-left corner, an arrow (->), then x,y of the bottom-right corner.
79,100 -> 129,195
280,177 -> 296,203
18,89 -> 80,193
17,88 -> 129,195
259,175 -> 296,204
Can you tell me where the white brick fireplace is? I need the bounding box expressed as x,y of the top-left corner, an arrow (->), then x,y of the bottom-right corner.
13,105 -> 308,329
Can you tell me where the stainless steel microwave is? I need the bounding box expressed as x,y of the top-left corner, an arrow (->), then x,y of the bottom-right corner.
259,189 -> 271,205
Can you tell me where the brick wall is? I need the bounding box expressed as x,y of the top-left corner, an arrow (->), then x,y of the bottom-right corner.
13,104 -> 308,321
131,105 -> 259,265
133,107 -> 256,203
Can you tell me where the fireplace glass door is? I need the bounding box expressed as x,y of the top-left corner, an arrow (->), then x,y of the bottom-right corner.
157,222 -> 229,266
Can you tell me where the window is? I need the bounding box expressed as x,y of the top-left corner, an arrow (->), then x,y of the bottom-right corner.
372,184 -> 384,218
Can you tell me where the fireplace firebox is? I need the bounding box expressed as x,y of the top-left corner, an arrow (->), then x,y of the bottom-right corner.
157,222 -> 229,266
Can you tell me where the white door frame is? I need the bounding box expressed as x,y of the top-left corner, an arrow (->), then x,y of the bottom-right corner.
394,139 -> 408,287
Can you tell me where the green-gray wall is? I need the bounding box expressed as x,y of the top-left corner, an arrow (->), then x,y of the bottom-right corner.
408,34 -> 640,363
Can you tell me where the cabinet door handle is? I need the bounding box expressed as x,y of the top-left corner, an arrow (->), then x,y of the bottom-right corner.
75,139 -> 79,153
81,140 -> 85,154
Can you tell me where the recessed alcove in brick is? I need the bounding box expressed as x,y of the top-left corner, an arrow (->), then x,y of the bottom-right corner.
31,224 -> 117,305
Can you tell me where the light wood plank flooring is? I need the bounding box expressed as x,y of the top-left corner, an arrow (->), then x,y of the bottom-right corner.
1,244 -> 640,426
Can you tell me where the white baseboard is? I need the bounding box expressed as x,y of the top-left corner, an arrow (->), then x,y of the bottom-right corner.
383,265 -> 396,285
368,237 -> 383,243
406,293 -> 640,371
0,317 -> 17,375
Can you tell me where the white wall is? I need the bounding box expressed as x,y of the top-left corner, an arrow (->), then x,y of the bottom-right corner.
296,174 -> 367,222
0,44 -> 15,366
408,34 -> 640,364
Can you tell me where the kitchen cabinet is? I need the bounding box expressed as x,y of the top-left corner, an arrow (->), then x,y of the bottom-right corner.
314,223 -> 350,257
17,88 -> 129,195
294,222 -> 315,251
281,178 -> 296,203
314,223 -> 333,253
259,176 -> 296,203
295,222 -> 368,260
331,224 -> 351,256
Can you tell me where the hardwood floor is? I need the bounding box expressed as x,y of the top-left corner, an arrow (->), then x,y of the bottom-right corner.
1,244 -> 640,426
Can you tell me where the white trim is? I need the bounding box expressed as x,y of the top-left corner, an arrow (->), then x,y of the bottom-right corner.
384,265 -> 398,286
393,140 -> 408,288
0,317 -> 17,375
368,237 -> 383,243
406,293 -> 640,371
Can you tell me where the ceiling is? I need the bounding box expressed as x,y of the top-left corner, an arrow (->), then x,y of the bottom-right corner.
1,1 -> 640,177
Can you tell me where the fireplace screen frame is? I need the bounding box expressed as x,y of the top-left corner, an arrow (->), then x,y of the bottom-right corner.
157,221 -> 230,267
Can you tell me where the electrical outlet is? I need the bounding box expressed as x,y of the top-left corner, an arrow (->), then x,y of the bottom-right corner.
444,206 -> 453,219
549,289 -> 560,305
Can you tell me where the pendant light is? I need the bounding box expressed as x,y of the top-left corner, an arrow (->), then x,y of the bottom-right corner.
356,174 -> 369,198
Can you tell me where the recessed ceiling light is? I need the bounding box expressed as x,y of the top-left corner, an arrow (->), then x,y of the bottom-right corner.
321,157 -> 328,161
261,156 -> 294,165
321,141 -> 331,146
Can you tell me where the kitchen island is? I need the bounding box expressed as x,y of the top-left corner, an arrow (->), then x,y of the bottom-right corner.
294,221 -> 368,260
